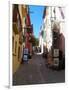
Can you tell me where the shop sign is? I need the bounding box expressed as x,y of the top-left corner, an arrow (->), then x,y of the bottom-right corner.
54,49 -> 59,57
23,55 -> 28,61
24,48 -> 28,54
53,58 -> 59,66
23,48 -> 29,61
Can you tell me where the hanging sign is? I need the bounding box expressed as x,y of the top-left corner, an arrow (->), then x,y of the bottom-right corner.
54,49 -> 59,57
53,58 -> 59,66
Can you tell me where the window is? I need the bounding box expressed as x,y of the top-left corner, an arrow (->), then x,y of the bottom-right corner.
12,36 -> 14,51
18,46 -> 20,59
15,41 -> 17,54
43,24 -> 45,29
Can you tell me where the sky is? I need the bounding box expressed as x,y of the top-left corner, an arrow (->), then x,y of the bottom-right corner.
29,5 -> 44,38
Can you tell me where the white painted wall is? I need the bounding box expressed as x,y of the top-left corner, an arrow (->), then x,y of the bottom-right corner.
39,6 -> 65,52
39,33 -> 43,53
45,7 -> 65,50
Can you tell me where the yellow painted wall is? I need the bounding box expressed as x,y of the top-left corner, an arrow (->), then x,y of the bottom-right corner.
12,5 -> 27,74
13,53 -> 20,74
19,5 -> 27,24
12,33 -> 21,74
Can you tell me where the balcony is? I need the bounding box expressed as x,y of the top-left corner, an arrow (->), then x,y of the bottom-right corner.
26,25 -> 33,33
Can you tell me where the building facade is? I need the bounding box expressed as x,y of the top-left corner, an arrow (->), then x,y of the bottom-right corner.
42,6 -> 65,67
25,9 -> 33,56
12,5 -> 33,74
41,6 -> 65,51
12,4 -> 28,74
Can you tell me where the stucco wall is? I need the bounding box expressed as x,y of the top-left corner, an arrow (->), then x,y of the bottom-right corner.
12,33 -> 21,74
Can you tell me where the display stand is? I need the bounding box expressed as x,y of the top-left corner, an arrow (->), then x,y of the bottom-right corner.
23,48 -> 29,63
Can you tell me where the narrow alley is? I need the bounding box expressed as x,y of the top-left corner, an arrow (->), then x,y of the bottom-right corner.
13,54 -> 65,85
12,5 -> 65,86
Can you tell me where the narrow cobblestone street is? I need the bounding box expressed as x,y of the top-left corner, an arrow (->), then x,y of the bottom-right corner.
13,54 -> 65,85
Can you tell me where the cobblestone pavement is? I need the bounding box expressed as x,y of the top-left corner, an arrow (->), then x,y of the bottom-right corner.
13,54 -> 65,86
